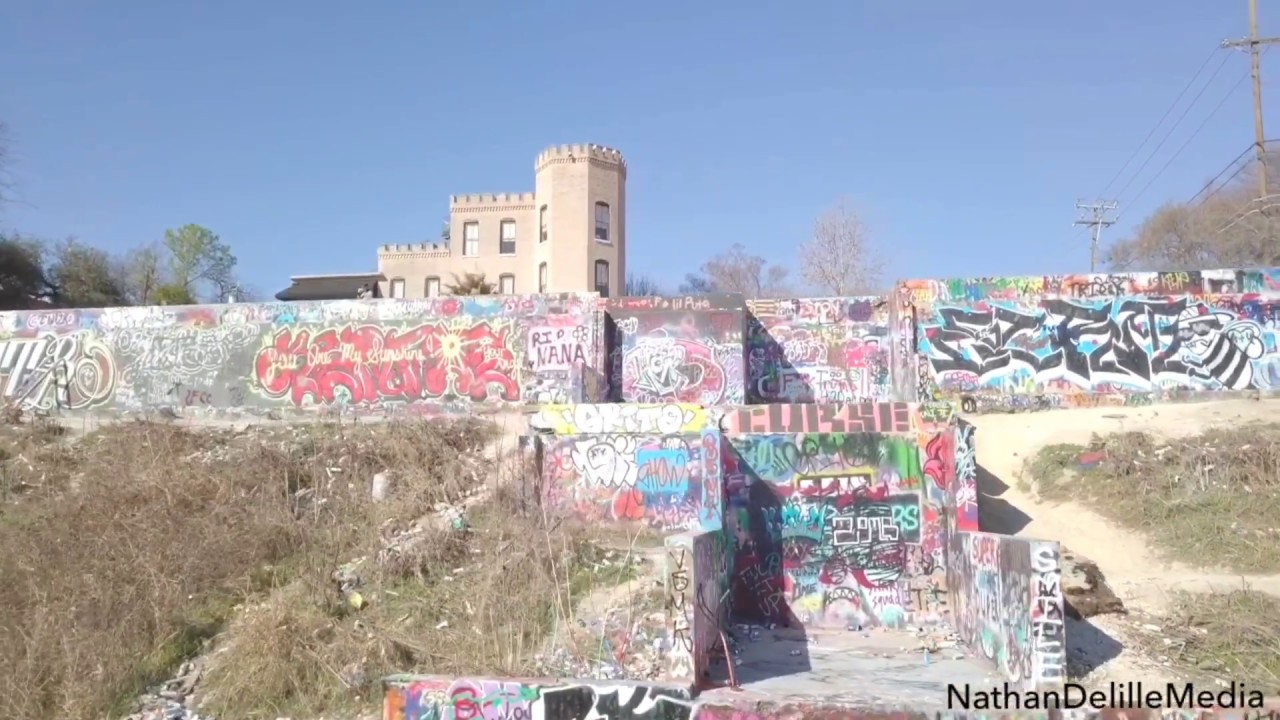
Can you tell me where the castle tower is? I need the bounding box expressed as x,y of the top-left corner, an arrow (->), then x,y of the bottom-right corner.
533,144 -> 627,296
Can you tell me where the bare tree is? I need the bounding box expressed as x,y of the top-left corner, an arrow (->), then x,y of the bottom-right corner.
799,197 -> 885,295
47,238 -> 129,307
118,243 -> 167,305
625,273 -> 664,296
1106,154 -> 1280,270
695,243 -> 791,298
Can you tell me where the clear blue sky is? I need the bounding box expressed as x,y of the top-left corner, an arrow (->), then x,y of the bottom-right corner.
0,0 -> 1272,296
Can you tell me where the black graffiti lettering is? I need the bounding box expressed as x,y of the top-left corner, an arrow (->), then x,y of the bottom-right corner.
922,297 -> 1272,388
540,685 -> 693,720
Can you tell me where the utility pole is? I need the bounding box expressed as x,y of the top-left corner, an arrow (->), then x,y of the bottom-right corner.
1075,200 -> 1118,272
1222,0 -> 1280,197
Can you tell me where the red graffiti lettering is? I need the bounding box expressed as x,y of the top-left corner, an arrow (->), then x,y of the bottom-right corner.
254,322 -> 519,405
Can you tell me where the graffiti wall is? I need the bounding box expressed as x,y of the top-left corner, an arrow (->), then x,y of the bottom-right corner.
385,673 -> 1278,720
947,531 -> 1064,689
719,403 -> 955,630
382,676 -> 696,720
540,429 -> 724,532
902,268 -> 1280,411
533,403 -> 711,435
745,297 -> 892,404
663,530 -> 730,684
0,295 -> 601,416
604,295 -> 746,405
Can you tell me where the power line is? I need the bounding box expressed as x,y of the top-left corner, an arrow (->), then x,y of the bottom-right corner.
1118,65 -> 1255,219
1095,47 -> 1223,200
1068,47 -> 1232,254
1186,143 -> 1257,205
1111,51 -> 1235,203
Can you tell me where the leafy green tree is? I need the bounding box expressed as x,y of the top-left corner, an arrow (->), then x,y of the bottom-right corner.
151,283 -> 196,306
46,238 -> 129,308
0,234 -> 54,309
445,272 -> 496,295
163,224 -> 237,302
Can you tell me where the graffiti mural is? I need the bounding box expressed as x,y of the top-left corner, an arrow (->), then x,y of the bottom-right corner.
542,430 -> 723,532
720,402 -> 916,435
723,428 -> 952,630
605,295 -> 745,405
1031,540 -> 1066,685
0,294 -> 602,416
0,332 -> 116,412
746,297 -> 892,404
534,403 -> 710,435
254,321 -> 521,406
951,421 -> 979,532
947,531 -> 1062,689
904,269 -> 1280,408
664,530 -> 729,683
383,677 -> 695,720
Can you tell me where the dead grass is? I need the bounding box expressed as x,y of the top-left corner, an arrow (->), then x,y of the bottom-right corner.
1144,587 -> 1280,686
1020,423 -> 1280,573
0,414 -> 645,720
199,485 -> 644,720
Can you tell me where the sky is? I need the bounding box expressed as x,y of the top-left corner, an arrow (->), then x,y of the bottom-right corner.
0,0 -> 1274,298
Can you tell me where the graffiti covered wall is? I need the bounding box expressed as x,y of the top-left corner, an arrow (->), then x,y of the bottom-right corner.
720,403 -> 955,630
947,532 -> 1064,689
745,297 -> 892,404
605,295 -> 746,405
0,295 -> 602,416
902,268 -> 1280,411
540,429 -> 724,532
663,529 -> 730,684
383,676 -> 696,720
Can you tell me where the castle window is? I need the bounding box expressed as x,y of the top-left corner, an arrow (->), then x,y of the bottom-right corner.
390,278 -> 406,298
463,221 -> 479,257
499,220 -> 516,255
538,262 -> 548,293
539,205 -> 549,243
594,260 -> 610,298
425,276 -> 441,297
594,202 -> 610,243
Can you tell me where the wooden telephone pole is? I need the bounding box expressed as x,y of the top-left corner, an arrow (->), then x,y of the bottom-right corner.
1223,0 -> 1280,196
1075,200 -> 1118,272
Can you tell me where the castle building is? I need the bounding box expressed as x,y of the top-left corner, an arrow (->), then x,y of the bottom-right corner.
274,143 -> 627,301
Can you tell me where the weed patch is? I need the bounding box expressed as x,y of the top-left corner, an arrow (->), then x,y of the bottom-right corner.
1149,588 -> 1280,686
0,417 -> 503,720
1020,423 -> 1280,572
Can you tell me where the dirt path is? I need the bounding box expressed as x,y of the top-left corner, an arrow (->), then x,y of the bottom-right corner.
965,397 -> 1280,681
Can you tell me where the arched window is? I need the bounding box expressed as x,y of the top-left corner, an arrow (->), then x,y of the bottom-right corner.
538,262 -> 548,293
594,202 -> 610,242
594,260 -> 610,298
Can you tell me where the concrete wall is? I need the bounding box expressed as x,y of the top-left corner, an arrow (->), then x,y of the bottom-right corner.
947,531 -> 1065,690
664,529 -> 731,685
539,429 -> 724,532
720,402 -> 954,631
604,295 -> 746,405
745,297 -> 892,404
382,676 -> 695,720
900,268 -> 1280,411
0,294 -> 602,416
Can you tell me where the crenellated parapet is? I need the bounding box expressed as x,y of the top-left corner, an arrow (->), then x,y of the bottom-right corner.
448,192 -> 538,211
377,243 -> 451,258
535,143 -> 627,176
